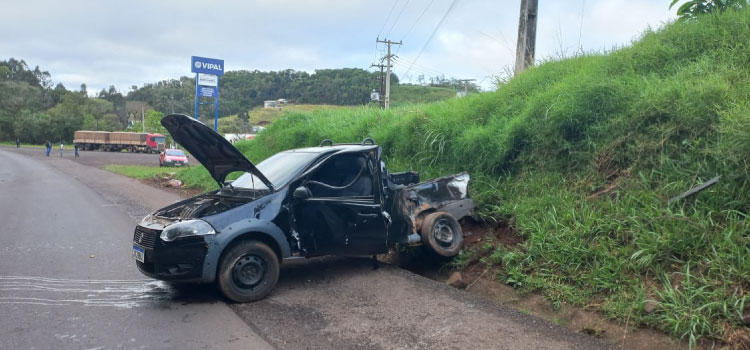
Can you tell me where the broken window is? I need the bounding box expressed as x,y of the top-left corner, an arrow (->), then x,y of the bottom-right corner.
306,153 -> 374,198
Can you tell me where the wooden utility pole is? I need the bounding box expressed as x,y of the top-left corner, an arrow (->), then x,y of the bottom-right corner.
370,61 -> 386,108
376,38 -> 401,110
514,0 -> 538,76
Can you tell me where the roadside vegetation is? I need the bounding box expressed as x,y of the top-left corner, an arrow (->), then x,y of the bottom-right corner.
166,8 -> 750,346
104,165 -> 174,179
217,104 -> 353,133
390,84 -> 457,107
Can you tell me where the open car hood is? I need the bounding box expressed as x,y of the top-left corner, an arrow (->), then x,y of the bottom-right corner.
161,114 -> 273,190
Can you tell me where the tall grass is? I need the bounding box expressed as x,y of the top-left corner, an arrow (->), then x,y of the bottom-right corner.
175,8 -> 750,346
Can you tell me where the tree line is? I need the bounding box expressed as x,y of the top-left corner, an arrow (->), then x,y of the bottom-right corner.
0,58 -> 405,143
128,68 -> 398,118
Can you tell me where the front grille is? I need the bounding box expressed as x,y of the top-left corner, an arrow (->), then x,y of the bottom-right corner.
133,226 -> 158,249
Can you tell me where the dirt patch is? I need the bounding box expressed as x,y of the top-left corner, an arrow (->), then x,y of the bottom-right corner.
726,327 -> 750,350
141,174 -> 204,199
386,219 -> 691,350
461,217 -> 522,249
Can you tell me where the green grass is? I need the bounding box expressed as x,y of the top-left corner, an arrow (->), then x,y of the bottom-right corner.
105,164 -> 218,191
104,165 -> 174,179
0,142 -> 46,149
390,84 -> 457,107
218,104 -> 353,133
166,8 -> 750,347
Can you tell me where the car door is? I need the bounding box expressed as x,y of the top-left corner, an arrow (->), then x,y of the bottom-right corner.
292,150 -> 388,256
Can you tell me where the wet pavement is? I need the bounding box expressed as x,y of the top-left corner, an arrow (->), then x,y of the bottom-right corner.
0,148 -> 272,350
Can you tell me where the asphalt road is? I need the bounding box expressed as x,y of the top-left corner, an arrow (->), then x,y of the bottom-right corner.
0,146 -> 614,349
0,148 -> 273,350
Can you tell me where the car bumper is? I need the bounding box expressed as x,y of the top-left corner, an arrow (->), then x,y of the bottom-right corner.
163,161 -> 188,167
133,226 -> 210,282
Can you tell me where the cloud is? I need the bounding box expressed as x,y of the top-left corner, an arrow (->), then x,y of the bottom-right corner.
0,0 -> 675,93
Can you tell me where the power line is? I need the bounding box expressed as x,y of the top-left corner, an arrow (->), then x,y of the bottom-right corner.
386,0 -> 411,38
403,0 -> 459,77
402,0 -> 434,41
476,30 -> 515,56
393,55 -> 445,75
377,0 -> 399,41
392,59 -> 439,77
393,56 -> 444,77
396,0 -> 435,55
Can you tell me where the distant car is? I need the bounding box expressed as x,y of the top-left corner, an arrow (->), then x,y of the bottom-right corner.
160,149 -> 189,167
133,114 -> 474,302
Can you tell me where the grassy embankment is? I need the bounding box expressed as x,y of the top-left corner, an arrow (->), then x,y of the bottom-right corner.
217,104 -> 352,133
172,9 -> 750,346
390,84 -> 457,107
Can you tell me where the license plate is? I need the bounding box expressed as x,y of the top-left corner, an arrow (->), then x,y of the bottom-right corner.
132,245 -> 145,263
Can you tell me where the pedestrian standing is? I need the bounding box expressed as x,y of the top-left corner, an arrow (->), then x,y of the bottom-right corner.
45,140 -> 51,157
60,142 -> 64,157
74,144 -> 79,158
16,139 -> 20,148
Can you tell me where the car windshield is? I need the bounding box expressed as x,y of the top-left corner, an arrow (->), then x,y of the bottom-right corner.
231,151 -> 320,190
154,136 -> 166,143
166,150 -> 185,157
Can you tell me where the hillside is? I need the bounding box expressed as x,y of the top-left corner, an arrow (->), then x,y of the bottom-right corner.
174,8 -> 750,346
216,104 -> 353,133
390,84 -> 457,107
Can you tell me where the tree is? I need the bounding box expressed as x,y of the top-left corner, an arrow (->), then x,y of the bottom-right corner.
670,0 -> 747,19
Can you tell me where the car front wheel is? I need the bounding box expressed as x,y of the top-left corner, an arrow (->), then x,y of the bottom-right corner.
218,240 -> 280,302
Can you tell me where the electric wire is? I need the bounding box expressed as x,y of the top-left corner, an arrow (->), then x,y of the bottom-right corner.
377,0 -> 399,43
396,0 -> 435,55
403,0 -> 459,77
386,0 -> 411,38
393,56 -> 444,77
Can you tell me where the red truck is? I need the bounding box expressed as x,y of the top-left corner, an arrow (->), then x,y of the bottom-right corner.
74,131 -> 166,153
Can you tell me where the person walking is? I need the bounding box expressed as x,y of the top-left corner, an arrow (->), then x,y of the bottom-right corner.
45,140 -> 51,157
15,139 -> 20,148
74,144 -> 79,158
59,142 -> 64,157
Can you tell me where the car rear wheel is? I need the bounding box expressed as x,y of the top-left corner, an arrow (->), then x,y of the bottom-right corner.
421,212 -> 463,258
218,240 -> 279,303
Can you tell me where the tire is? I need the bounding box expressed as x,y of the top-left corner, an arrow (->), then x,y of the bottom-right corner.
217,240 -> 280,303
420,212 -> 463,258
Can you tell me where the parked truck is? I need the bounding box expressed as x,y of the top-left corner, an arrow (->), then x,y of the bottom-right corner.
73,131 -> 166,153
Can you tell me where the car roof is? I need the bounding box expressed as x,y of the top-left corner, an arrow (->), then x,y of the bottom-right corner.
283,144 -> 379,154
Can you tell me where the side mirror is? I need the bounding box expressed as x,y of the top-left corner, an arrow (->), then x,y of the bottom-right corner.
293,186 -> 312,200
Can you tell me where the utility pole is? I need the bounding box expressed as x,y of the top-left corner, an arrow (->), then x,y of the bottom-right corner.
370,61 -> 386,108
141,105 -> 145,133
456,79 -> 476,98
514,0 -> 538,76
376,38 -> 401,110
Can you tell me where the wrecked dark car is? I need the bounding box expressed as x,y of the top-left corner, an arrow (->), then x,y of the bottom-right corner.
132,114 -> 475,302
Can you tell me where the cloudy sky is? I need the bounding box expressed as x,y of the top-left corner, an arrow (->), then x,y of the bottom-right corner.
1,0 -> 676,93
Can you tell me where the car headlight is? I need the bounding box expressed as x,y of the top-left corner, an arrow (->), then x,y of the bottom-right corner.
160,219 -> 215,242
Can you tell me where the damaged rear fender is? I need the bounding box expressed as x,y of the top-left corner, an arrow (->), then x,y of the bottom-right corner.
397,172 -> 475,240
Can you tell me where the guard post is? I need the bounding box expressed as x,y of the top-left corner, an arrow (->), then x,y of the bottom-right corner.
191,56 -> 224,131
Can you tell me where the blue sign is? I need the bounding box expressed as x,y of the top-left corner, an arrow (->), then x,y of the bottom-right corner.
191,56 -> 224,76
199,86 -> 217,97
192,56 -> 223,131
